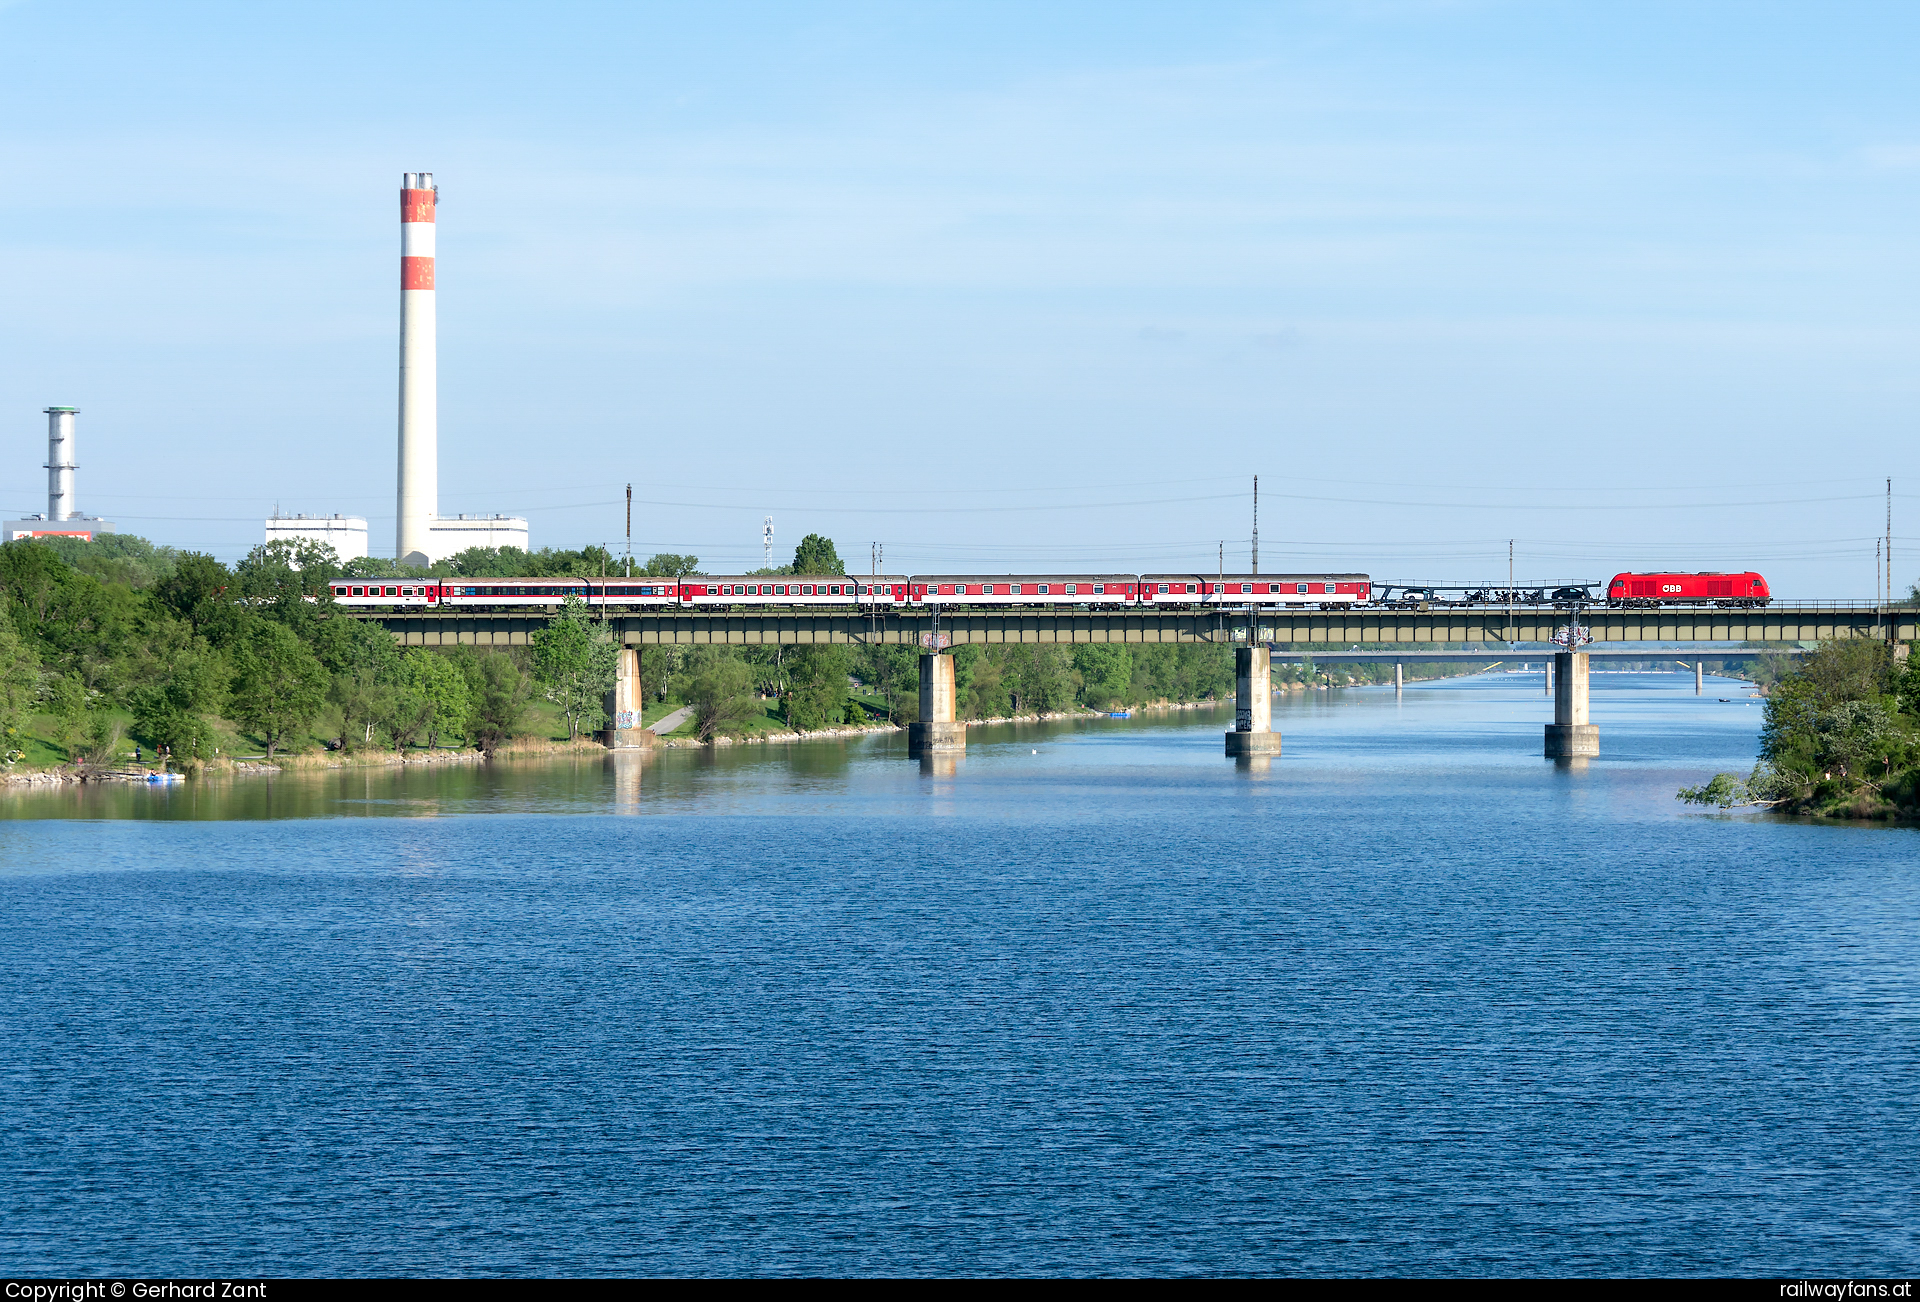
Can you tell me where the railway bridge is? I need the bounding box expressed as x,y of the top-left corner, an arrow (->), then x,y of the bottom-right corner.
352,603 -> 1913,762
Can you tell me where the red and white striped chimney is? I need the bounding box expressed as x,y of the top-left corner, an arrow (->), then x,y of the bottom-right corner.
396,172 -> 437,566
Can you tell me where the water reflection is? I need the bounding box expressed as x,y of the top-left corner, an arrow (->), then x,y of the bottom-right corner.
918,753 -> 963,778
610,750 -> 646,812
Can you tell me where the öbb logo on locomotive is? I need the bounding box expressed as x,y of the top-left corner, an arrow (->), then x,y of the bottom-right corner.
328,570 -> 1773,611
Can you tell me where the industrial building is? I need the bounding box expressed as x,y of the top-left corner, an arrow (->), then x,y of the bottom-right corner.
264,513 -> 369,561
5,407 -> 115,542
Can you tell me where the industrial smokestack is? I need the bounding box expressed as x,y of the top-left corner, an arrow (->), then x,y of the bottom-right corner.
45,407 -> 78,521
396,172 -> 437,566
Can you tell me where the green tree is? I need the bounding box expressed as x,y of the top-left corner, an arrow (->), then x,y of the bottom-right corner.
400,650 -> 473,748
228,619 -> 328,761
642,553 -> 702,578
341,556 -> 431,581
443,543 -> 618,579
529,596 -> 619,739
45,672 -> 89,760
1006,645 -> 1076,714
311,608 -> 403,678
0,608 -> 41,755
1072,644 -> 1132,707
688,657 -> 761,741
129,649 -> 225,762
327,667 -> 393,751
235,539 -> 339,639
467,653 -> 531,754
783,645 -> 849,731
0,542 -> 142,689
641,645 -> 688,704
791,534 -> 844,576
31,533 -> 179,589
151,552 -> 242,645
1760,640 -> 1892,770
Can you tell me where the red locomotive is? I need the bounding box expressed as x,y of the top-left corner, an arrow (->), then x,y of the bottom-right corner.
1606,571 -> 1770,609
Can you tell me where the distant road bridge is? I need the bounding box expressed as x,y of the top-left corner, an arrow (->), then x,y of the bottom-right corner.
357,602 -> 1914,648
1263,648 -> 1793,664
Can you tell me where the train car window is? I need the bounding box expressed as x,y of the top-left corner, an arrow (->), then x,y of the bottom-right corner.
351,587 -> 364,597
1066,584 -> 1078,595
1157,584 -> 1168,594
1092,585 -> 1104,595
1324,583 -> 1335,594
1240,584 -> 1251,594
830,584 -> 841,595
1035,584 -> 1048,594
1212,584 -> 1222,594
802,585 -> 814,595
1296,583 -> 1309,594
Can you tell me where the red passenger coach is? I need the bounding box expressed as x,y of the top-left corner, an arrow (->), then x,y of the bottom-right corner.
1606,571 -> 1771,608
330,579 -> 443,607
913,575 -> 1138,606
677,575 -> 904,607
1141,573 -> 1371,607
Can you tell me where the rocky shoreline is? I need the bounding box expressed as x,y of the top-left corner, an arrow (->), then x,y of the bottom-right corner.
3,700 -> 1231,782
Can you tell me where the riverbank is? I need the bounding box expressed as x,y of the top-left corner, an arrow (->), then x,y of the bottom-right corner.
3,701 -> 1235,781
1,734 -> 614,785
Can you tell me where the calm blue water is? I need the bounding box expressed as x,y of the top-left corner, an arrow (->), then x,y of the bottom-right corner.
2,673 -> 1914,1277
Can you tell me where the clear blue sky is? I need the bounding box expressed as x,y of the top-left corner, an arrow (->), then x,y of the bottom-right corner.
2,0 -> 1916,593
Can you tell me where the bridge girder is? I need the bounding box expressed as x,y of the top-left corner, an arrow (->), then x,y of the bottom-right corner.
351,607 -> 1916,649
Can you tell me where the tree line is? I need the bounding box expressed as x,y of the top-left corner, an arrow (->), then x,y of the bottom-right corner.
0,534 -> 628,767
1679,639 -> 1920,819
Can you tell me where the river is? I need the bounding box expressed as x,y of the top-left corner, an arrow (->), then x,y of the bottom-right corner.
2,672 -> 1913,1276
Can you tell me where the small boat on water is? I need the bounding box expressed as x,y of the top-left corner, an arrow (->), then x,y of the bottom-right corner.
1107,711 -> 1132,719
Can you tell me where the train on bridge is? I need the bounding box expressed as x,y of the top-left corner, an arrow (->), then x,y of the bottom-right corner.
329,569 -> 1771,612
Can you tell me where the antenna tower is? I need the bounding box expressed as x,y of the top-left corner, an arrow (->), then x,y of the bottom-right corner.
763,516 -> 774,570
1252,475 -> 1259,576
624,483 -> 633,577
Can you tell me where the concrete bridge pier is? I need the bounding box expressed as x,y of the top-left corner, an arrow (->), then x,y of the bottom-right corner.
1544,659 -> 1552,695
1544,651 -> 1599,758
1226,646 -> 1282,756
1394,662 -> 1403,693
599,647 -> 653,749
908,653 -> 966,755
1694,661 -> 1704,695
